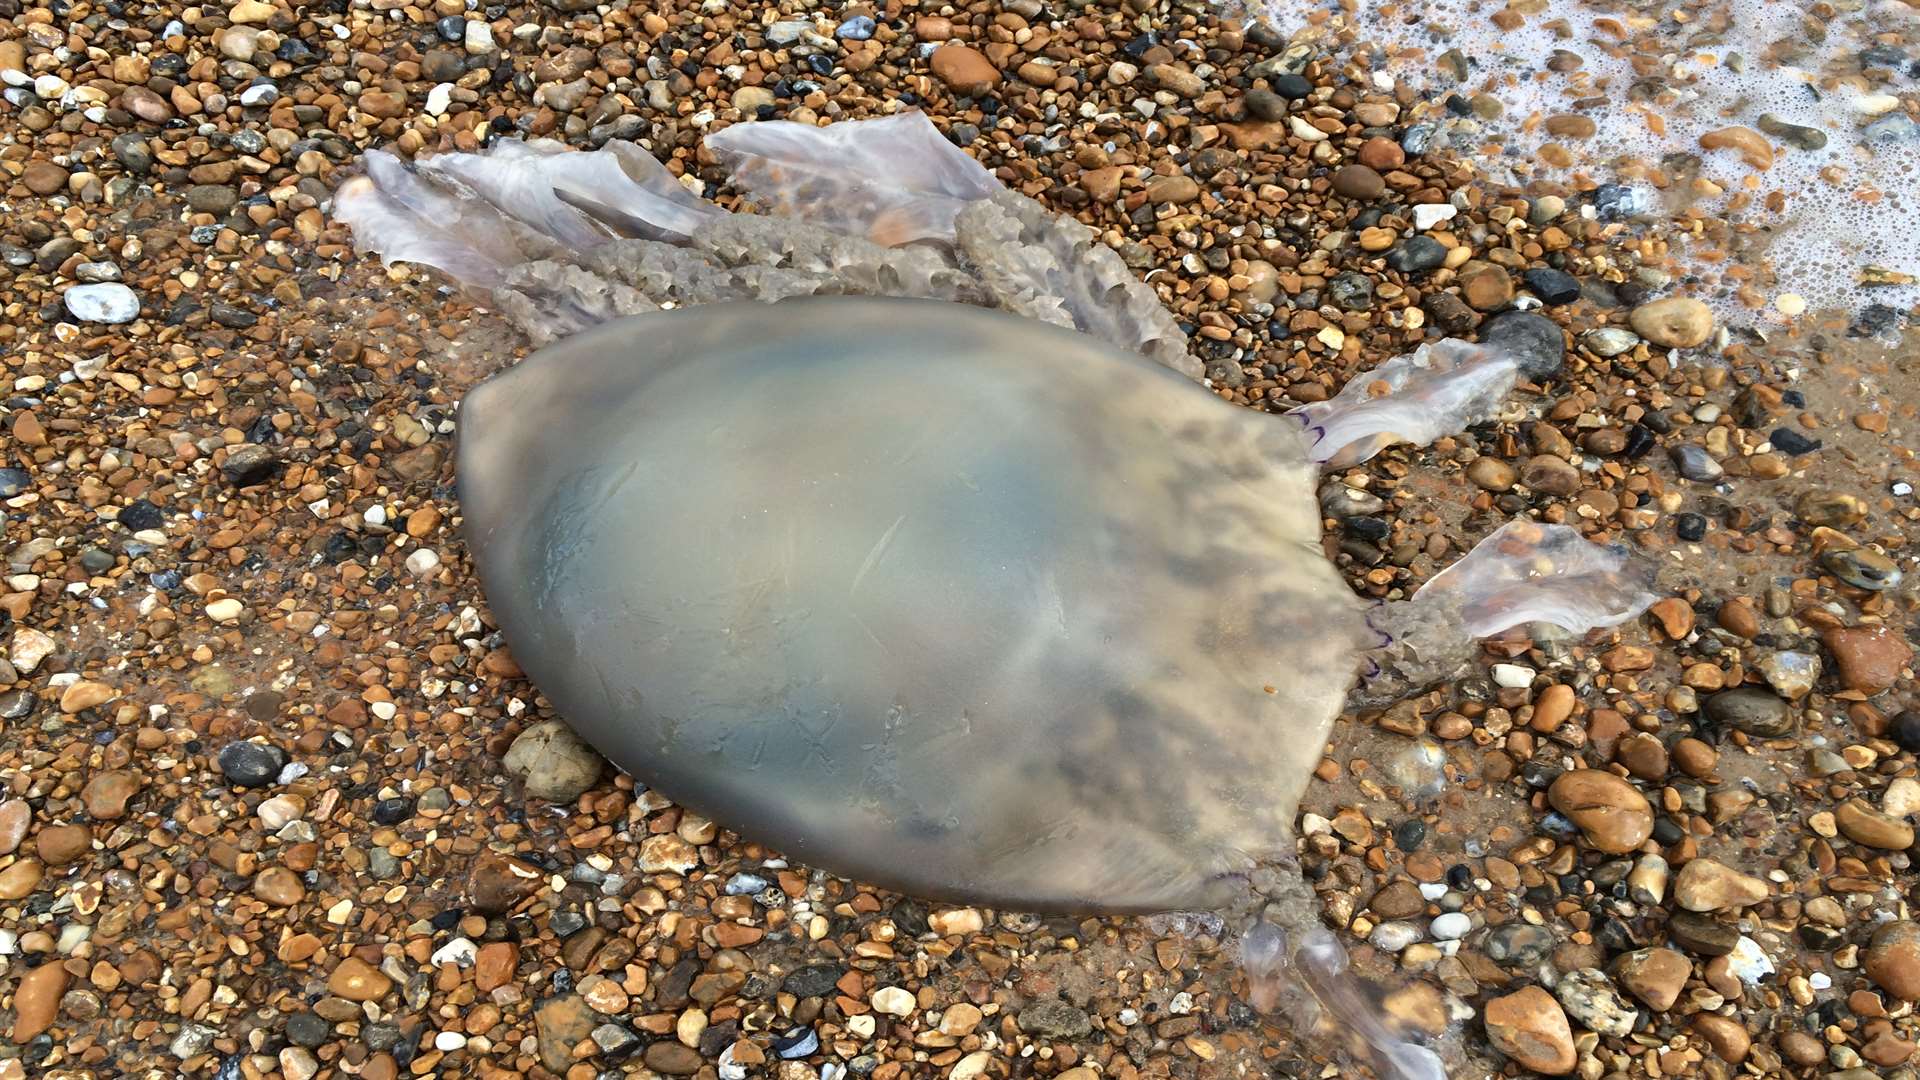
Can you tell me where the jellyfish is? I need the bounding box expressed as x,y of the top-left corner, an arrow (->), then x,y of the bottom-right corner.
335,114 -> 1659,1079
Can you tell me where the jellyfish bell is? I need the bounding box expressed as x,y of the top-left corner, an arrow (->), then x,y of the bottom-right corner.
456,295 -> 1362,914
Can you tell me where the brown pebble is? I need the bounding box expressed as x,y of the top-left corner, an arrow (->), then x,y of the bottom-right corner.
0,799 -> 30,854
1547,770 -> 1652,853
1521,454 -> 1580,495
1671,738 -> 1718,778
1330,163 -> 1384,200
1458,262 -> 1515,311
80,770 -> 142,820
1531,683 -> 1574,732
22,161 -> 68,195
58,680 -> 118,714
1357,136 -> 1405,170
1836,799 -> 1915,850
10,961 -> 68,1041
1823,625 -> 1911,695
0,858 -> 43,899
1369,879 -> 1427,919
253,866 -> 307,906
1780,1031 -> 1826,1065
328,957 -> 393,1002
1612,947 -> 1690,1011
1691,1014 -> 1751,1062
36,823 -> 91,865
1868,922 -> 1920,1000
1647,597 -> 1694,639
1715,599 -> 1759,638
929,45 -> 1000,96
1673,857 -> 1767,912
1146,175 -> 1200,205
1614,733 -> 1668,781
1465,456 -> 1516,492
476,941 -> 519,991
1482,986 -> 1575,1075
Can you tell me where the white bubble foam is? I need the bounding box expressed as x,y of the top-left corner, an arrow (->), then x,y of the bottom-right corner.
1253,0 -> 1920,320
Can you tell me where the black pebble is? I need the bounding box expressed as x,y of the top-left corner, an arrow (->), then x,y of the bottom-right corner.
431,908 -> 465,930
1769,427 -> 1821,455
0,468 -> 28,497
286,1012 -> 331,1048
1271,73 -> 1313,100
781,964 -> 842,998
1892,711 -> 1920,753
1521,268 -> 1581,305
1386,236 -> 1447,273
1392,819 -> 1426,852
371,797 -> 414,825
1676,512 -> 1707,541
117,499 -> 165,531
217,741 -> 287,788
435,14 -> 465,41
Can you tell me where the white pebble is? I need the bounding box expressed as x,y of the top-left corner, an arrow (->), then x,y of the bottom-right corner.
406,548 -> 441,576
870,986 -> 915,1016
434,1032 -> 468,1052
206,598 -> 244,623
430,937 -> 477,967
464,20 -> 495,53
1491,663 -> 1535,688
1413,204 -> 1457,231
1725,936 -> 1776,985
62,282 -> 141,324
1418,882 -> 1449,900
1368,921 -> 1419,952
1429,912 -> 1471,940
257,795 -> 305,830
426,83 -> 453,117
10,627 -> 56,673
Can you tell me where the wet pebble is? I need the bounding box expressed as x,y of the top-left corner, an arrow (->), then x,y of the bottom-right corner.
1479,310 -> 1565,379
1554,968 -> 1636,1038
1703,688 -> 1793,737
1547,770 -> 1653,853
502,720 -> 604,802
1613,947 -> 1690,1010
1521,268 -> 1580,305
1629,297 -> 1714,348
1669,444 -> 1722,482
1483,986 -> 1575,1075
1867,922 -> 1920,1000
218,741 -> 288,788
1822,548 -> 1901,591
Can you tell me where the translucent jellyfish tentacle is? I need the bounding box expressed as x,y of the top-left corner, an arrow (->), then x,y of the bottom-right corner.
1228,867 -> 1454,1080
704,111 -> 1001,245
335,114 -> 1200,374
1353,520 -> 1662,709
1290,339 -> 1520,467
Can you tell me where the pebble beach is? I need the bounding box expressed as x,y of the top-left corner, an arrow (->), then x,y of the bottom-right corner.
2,0 -> 1919,1079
